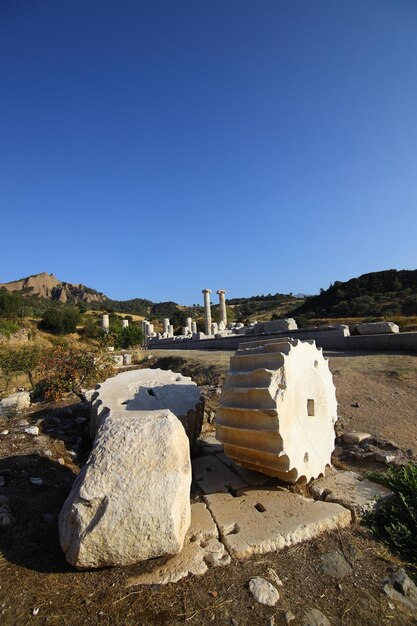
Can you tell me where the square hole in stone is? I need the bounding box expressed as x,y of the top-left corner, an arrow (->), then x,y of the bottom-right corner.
307,399 -> 315,416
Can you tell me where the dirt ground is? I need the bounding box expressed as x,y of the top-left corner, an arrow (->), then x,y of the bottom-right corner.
0,349 -> 416,625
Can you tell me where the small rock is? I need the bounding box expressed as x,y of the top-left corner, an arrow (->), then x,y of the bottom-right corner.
24,426 -> 39,436
57,458 -> 65,465
320,551 -> 352,578
302,608 -> 331,626
17,419 -> 29,426
0,430 -> 9,435
32,607 -> 39,616
249,577 -> 279,606
284,611 -> 295,624
29,477 -> 43,486
375,452 -> 396,464
343,432 -> 371,444
382,568 -> 417,610
406,449 -> 414,458
43,450 -> 53,457
210,591 -> 218,598
351,402 -> 360,408
268,568 -> 283,587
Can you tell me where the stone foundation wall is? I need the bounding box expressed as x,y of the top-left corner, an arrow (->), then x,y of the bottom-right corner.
148,328 -> 417,353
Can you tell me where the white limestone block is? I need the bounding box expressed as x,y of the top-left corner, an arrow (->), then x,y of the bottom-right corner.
59,409 -> 191,569
205,489 -> 351,560
254,318 -> 298,334
126,502 -> 230,585
310,469 -> 391,517
356,322 -> 399,335
216,338 -> 337,483
0,392 -> 31,418
91,368 -> 204,448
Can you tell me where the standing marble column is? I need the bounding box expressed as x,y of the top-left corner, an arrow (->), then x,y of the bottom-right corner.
163,318 -> 170,334
217,289 -> 227,327
102,314 -> 110,333
122,319 -> 129,328
202,289 -> 212,336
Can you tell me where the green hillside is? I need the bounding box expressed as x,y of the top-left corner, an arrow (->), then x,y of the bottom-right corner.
292,269 -> 417,318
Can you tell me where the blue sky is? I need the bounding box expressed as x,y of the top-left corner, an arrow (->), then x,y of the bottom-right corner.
1,0 -> 416,304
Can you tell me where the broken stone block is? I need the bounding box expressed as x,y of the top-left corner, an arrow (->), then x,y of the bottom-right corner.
204,488 -> 351,560
253,318 -> 298,334
59,409 -> 191,569
216,338 -> 337,483
192,455 -> 248,494
356,321 -> 399,335
310,469 -> 391,517
342,432 -> 371,444
0,391 -> 31,418
126,502 -> 230,585
90,368 -> 204,449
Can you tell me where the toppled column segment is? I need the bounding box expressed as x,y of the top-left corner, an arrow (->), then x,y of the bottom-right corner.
90,368 -> 204,449
59,409 -> 191,569
216,338 -> 338,484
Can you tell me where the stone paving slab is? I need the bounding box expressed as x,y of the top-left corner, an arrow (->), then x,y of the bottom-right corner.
216,453 -> 270,487
204,489 -> 351,560
126,502 -> 230,586
192,455 -> 248,494
310,469 -> 391,518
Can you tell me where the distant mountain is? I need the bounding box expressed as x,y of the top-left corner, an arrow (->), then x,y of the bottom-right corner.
0,272 -> 107,304
292,269 -> 417,318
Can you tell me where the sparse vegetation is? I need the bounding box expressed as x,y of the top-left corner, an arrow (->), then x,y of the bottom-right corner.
364,463 -> 417,564
0,342 -> 47,390
37,343 -> 115,402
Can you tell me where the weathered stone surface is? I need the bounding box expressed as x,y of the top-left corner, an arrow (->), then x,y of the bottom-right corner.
249,576 -> 279,606
205,489 -> 351,560
320,551 -> 352,578
382,568 -> 417,611
356,321 -> 399,335
342,432 -> 371,444
253,318 -> 298,334
0,392 -> 31,418
91,368 -> 204,448
59,409 -> 191,569
216,338 -> 337,483
302,608 -> 331,626
310,469 -> 391,517
192,455 -> 248,494
216,453 -> 270,487
126,502 -> 230,585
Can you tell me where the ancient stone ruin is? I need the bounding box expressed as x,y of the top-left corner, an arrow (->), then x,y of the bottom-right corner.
59,369 -> 204,568
216,338 -> 338,483
90,368 -> 204,449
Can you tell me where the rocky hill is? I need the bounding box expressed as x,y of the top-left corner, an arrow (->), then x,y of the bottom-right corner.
0,272 -> 107,304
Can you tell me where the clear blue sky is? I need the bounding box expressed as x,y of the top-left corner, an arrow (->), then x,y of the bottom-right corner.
1,1 -> 416,305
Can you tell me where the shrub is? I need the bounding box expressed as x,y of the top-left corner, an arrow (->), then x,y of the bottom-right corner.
37,343 -> 115,401
39,308 -> 81,334
0,342 -> 47,390
364,463 -> 417,563
0,318 -> 21,338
